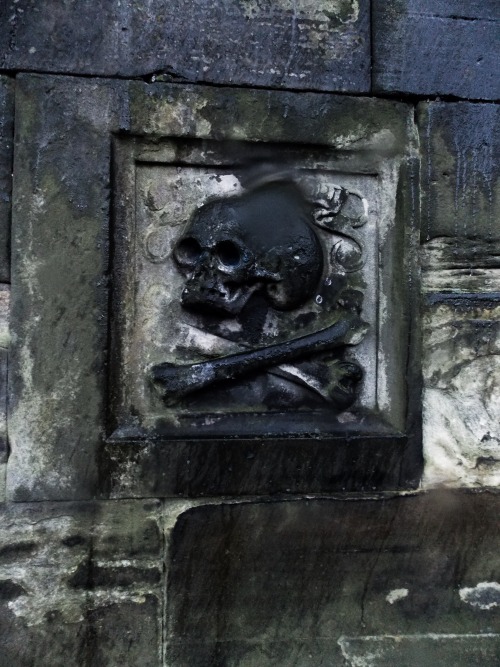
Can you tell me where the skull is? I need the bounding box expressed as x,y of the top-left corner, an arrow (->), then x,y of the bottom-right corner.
173,180 -> 325,317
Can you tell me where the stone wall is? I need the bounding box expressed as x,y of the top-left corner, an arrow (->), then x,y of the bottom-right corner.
0,2 -> 499,665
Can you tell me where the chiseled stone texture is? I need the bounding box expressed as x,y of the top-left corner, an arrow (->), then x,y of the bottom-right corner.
166,493 -> 500,666
0,76 -> 14,283
0,499 -> 163,667
422,296 -> 500,487
373,1 -> 500,100
0,0 -> 370,93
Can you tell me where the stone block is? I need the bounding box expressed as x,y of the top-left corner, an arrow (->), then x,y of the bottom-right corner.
0,0 -> 370,93
373,1 -> 500,99
422,295 -> 500,487
8,74 -> 127,501
0,499 -> 162,666
0,76 -> 14,282
418,102 -> 500,245
166,493 -> 500,665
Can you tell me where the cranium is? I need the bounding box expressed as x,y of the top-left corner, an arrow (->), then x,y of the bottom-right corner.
173,181 -> 324,316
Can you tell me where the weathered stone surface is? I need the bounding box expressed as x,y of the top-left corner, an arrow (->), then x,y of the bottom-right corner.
373,1 -> 500,100
0,284 -> 8,469
0,597 -> 160,667
8,74 -> 127,501
167,493 -> 500,666
422,295 -> 500,487
127,80 -> 413,151
0,499 -> 162,666
0,76 -> 14,283
418,102 -> 500,245
103,436 -> 418,498
422,238 -> 500,293
0,0 -> 370,93
340,634 -> 500,666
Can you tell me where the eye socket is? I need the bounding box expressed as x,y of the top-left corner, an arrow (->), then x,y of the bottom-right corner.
174,237 -> 202,267
215,240 -> 242,268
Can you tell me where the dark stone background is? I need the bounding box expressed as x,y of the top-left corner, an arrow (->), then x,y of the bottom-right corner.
168,492 -> 500,666
0,1 -> 499,665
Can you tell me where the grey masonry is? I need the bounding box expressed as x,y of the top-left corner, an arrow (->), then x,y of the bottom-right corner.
0,2 -> 499,665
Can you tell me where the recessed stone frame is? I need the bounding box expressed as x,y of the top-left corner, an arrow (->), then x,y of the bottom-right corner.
105,87 -> 422,496
8,74 -> 421,501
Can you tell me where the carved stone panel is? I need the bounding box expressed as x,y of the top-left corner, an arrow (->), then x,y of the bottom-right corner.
110,137 -> 413,446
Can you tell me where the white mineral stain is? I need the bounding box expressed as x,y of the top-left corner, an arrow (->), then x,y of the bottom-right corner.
459,582 -> 500,610
423,365 -> 500,488
386,588 -> 409,604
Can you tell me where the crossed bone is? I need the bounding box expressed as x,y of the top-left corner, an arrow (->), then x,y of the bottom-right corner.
151,314 -> 366,402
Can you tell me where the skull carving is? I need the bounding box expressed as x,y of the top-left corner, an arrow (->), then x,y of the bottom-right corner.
173,181 -> 324,316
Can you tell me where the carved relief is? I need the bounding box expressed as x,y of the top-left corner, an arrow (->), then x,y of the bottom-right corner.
150,172 -> 368,412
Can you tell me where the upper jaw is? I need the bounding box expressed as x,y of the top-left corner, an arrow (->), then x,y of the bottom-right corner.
181,284 -> 250,316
